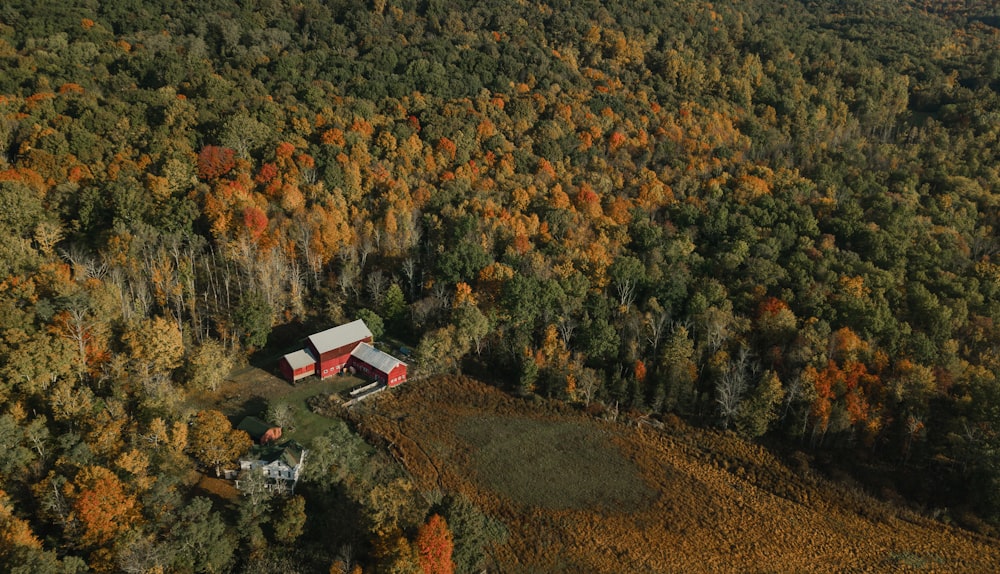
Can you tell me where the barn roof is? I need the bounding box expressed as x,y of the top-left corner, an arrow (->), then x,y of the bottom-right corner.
308,319 -> 373,355
282,348 -> 316,370
351,342 -> 406,375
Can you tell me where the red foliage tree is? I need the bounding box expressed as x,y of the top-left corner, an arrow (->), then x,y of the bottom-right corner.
197,146 -> 236,180
634,359 -> 647,382
243,206 -> 269,240
69,466 -> 141,548
415,514 -> 454,574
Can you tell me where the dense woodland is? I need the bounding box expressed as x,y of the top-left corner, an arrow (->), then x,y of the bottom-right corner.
1,0 -> 999,571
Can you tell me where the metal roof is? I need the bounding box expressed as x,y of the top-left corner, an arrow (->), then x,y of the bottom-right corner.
307,319 -> 373,355
350,342 -> 405,374
282,348 -> 316,370
249,440 -> 305,467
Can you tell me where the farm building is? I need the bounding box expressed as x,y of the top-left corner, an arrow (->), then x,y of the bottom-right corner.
237,440 -> 306,494
347,342 -> 408,387
237,416 -> 282,445
307,319 -> 374,378
278,319 -> 407,385
278,348 -> 317,382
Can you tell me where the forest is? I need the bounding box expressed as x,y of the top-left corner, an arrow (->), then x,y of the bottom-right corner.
0,0 -> 999,571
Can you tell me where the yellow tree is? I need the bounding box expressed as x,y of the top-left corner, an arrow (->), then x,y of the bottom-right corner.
123,315 -> 184,377
0,489 -> 42,561
189,410 -> 252,477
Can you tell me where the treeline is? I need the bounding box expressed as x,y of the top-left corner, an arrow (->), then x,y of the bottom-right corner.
1,0 -> 1000,570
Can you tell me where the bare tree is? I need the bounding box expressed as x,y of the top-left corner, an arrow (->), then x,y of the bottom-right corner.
401,257 -> 419,299
575,363 -> 602,406
338,249 -> 361,301
645,309 -> 671,355
702,306 -> 731,355
716,346 -> 757,430
297,221 -> 322,286
60,246 -> 97,281
58,295 -> 92,372
331,544 -> 356,574
557,315 -> 577,347
432,281 -> 452,310
366,268 -> 387,304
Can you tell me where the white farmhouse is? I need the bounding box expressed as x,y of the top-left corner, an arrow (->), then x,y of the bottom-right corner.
236,440 -> 307,494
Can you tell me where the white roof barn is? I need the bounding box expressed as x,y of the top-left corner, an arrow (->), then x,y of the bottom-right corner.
350,342 -> 406,374
307,319 -> 373,355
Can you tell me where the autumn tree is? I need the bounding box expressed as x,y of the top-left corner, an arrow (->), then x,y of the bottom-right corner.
735,370 -> 785,438
185,339 -> 234,392
0,489 -> 42,562
67,465 -> 141,549
273,495 -> 307,545
415,514 -> 454,574
414,325 -> 467,375
123,315 -> 184,410
197,146 -> 236,180
188,410 -> 252,477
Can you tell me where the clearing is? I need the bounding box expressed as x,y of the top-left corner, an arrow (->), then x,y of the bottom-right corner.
354,375 -> 1000,573
191,365 -> 363,445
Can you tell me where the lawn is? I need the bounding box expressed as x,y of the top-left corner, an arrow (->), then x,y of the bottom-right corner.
276,376 -> 362,444
196,366 -> 364,446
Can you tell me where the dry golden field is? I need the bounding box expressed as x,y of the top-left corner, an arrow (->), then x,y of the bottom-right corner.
355,375 -> 1000,573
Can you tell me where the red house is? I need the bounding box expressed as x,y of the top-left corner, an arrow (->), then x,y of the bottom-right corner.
278,319 -> 407,386
347,342 -> 408,387
278,348 -> 317,382
306,319 -> 373,379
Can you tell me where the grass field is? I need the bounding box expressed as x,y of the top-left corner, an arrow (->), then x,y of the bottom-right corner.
275,376 -> 360,443
195,366 -> 364,445
355,375 -> 1000,573
456,416 -> 655,511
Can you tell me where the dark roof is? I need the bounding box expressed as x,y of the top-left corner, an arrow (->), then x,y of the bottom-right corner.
237,416 -> 273,441
248,440 -> 305,467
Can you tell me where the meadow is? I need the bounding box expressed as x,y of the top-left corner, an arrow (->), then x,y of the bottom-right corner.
354,376 -> 1000,573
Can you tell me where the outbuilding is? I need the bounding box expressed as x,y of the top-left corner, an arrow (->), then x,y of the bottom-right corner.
278,319 -> 407,386
348,342 -> 408,387
306,319 -> 374,379
278,348 -> 317,382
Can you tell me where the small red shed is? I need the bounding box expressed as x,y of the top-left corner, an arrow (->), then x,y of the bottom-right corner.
279,348 -> 317,383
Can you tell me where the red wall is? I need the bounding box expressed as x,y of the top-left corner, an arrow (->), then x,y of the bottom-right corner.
316,352 -> 351,379
279,358 -> 317,383
279,359 -> 293,383
387,363 -> 407,387
308,337 -> 373,379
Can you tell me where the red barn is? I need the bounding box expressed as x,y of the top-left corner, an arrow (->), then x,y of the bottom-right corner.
348,342 -> 408,387
279,348 -> 317,382
306,319 -> 374,379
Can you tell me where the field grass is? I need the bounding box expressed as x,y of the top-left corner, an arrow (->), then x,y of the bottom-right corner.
456,416 -> 655,511
354,375 -> 1000,574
